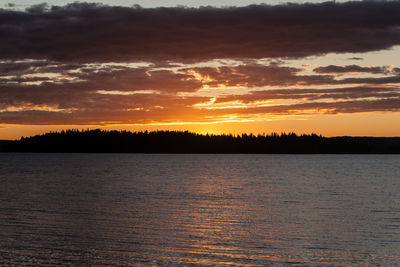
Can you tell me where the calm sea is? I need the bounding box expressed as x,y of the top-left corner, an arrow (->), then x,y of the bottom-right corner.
1,154 -> 399,266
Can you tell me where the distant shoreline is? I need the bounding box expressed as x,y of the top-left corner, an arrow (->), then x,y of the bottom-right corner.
1,129 -> 400,154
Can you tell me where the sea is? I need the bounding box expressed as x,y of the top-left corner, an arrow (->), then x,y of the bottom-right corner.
0,153 -> 399,266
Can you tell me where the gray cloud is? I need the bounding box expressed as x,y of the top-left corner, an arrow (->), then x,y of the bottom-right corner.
214,86 -> 400,103
204,97 -> 400,116
313,65 -> 389,74
1,1 -> 400,62
184,63 -> 400,87
1,60 -> 400,125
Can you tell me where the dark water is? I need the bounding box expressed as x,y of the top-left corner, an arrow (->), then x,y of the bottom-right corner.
1,154 -> 400,266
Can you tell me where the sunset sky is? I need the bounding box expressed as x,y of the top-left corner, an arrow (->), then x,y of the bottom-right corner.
1,0 -> 400,139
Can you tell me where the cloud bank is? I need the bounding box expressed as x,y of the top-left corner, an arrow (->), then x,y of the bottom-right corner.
1,1 -> 400,62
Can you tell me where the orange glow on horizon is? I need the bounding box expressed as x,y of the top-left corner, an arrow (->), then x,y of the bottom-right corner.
1,112 -> 400,140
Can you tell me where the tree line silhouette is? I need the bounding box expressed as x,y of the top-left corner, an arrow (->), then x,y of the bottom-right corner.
1,129 -> 400,153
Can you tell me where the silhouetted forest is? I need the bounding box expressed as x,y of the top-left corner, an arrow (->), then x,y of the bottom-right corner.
1,129 -> 400,153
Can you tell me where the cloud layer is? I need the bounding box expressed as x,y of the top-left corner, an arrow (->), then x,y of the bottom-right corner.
1,59 -> 400,124
1,1 -> 400,62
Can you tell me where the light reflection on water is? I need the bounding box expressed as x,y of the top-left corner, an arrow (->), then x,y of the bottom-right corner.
1,154 -> 400,266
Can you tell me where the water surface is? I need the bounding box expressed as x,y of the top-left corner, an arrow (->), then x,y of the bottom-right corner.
1,154 -> 399,266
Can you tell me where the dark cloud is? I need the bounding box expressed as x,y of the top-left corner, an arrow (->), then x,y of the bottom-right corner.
0,64 -> 203,95
1,1 -> 400,62
3,95 -> 399,125
0,60 -> 49,75
1,60 -> 400,125
0,94 -> 208,125
184,63 -> 400,87
0,60 -> 84,78
214,86 -> 400,103
26,3 -> 49,13
182,63 -> 338,87
71,67 -> 202,92
1,77 -> 399,125
313,65 -> 389,74
2,61 -> 398,102
348,57 -> 363,61
181,63 -> 317,87
2,61 -> 399,96
393,67 -> 400,73
200,97 -> 400,117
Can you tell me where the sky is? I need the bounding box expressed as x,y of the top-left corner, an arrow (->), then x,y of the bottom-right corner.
1,0 -> 400,139
1,0 -> 362,8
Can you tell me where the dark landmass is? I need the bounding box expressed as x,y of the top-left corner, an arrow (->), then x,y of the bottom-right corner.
0,140 -> 11,151
1,129 -> 400,154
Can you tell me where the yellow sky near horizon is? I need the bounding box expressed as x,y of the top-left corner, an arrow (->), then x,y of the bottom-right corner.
1,112 -> 400,140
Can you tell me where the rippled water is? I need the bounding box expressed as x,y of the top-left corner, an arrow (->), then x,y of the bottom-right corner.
1,154 -> 400,266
